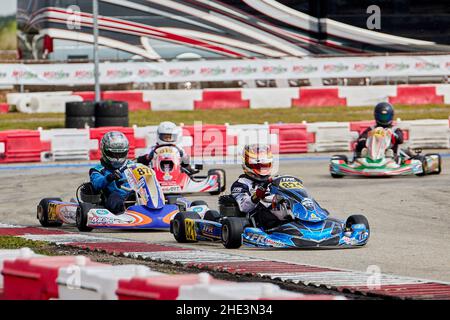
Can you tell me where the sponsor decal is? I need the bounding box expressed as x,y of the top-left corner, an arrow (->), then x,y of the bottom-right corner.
138,68 -> 163,78
262,65 -> 287,74
231,66 -> 257,75
232,187 -> 242,193
201,224 -> 215,235
95,209 -> 110,216
353,63 -> 379,72
12,70 -> 38,80
384,62 -> 410,71
292,65 -> 318,74
169,68 -> 195,77
184,218 -> 196,241
247,233 -> 285,247
107,69 -> 133,78
323,63 -> 349,73
415,62 -> 439,70
43,70 -> 70,80
74,70 -> 94,79
200,67 -> 226,76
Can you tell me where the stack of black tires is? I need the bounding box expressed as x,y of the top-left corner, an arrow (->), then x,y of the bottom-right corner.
65,100 -> 129,128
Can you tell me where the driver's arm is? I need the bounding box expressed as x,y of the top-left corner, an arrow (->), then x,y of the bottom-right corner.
231,181 -> 258,213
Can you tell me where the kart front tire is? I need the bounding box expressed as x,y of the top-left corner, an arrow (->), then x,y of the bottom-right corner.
221,217 -> 247,249
76,203 -> 94,232
37,198 -> 63,227
330,173 -> 344,178
190,200 -> 208,207
172,211 -> 201,243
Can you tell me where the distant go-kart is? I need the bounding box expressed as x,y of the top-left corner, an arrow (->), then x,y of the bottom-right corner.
151,145 -> 226,195
171,175 -> 370,249
330,127 -> 442,178
37,163 -> 196,232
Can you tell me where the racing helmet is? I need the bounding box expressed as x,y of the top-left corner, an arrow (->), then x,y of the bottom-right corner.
242,144 -> 273,182
374,102 -> 394,127
157,121 -> 180,145
100,131 -> 129,169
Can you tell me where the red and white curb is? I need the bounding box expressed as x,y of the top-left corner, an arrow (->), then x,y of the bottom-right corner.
1,224 -> 450,299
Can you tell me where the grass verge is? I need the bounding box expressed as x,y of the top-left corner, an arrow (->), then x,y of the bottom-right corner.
0,236 -> 56,255
0,104 -> 449,130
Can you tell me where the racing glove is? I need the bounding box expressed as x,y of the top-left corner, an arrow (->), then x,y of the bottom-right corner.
106,170 -> 122,183
251,186 -> 266,203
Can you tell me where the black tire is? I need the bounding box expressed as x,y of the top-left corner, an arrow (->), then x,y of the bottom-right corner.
76,203 -> 95,232
331,173 -> 344,178
37,198 -> 63,227
425,154 -> 442,175
95,100 -> 129,117
95,116 -> 129,128
66,101 -> 95,117
331,155 -> 349,163
204,210 -> 221,222
172,211 -> 201,243
190,200 -> 208,207
221,217 -> 248,249
346,214 -> 370,239
65,116 -> 95,129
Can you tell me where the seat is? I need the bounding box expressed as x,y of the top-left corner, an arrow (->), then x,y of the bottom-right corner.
78,182 -> 102,205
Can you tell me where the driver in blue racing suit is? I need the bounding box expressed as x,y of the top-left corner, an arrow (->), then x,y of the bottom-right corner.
354,102 -> 404,159
89,131 -> 133,214
231,144 -> 287,230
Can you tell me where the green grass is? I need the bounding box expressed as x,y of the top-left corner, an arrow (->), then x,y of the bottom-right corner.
0,104 -> 449,131
0,16 -> 16,51
0,236 -> 55,256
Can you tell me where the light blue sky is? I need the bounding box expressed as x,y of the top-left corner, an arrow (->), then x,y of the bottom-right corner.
1,0 -> 17,16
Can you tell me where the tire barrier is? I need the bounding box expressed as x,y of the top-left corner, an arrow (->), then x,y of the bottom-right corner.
5,85 -> 450,113
95,100 -> 129,128
65,101 -> 96,129
0,248 -> 339,300
0,120 -> 447,164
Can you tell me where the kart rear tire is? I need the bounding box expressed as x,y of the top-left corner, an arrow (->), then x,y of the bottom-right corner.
346,215 -> 370,235
76,203 -> 94,232
425,153 -> 442,175
172,211 -> 201,243
37,198 -> 63,227
330,173 -> 344,178
221,217 -> 248,249
190,200 -> 208,207
331,155 -> 348,163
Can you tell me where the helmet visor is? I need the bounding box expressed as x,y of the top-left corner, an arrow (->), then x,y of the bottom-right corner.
104,149 -> 128,160
247,162 -> 272,176
160,133 -> 175,143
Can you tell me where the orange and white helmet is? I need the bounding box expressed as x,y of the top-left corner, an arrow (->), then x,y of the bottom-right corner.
242,144 -> 273,181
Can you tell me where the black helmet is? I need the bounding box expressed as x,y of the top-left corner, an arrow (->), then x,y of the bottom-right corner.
374,102 -> 394,127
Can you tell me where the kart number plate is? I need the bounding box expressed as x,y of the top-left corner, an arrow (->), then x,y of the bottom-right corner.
279,181 -> 303,189
48,203 -> 58,221
185,218 -> 196,241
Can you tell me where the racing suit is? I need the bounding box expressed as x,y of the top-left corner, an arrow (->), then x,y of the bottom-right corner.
354,125 -> 404,158
231,174 -> 286,230
89,160 -> 133,214
137,144 -> 195,173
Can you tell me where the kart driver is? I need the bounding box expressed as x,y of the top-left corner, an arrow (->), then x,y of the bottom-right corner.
231,144 -> 287,230
90,131 -> 133,214
137,121 -> 196,174
354,102 -> 404,158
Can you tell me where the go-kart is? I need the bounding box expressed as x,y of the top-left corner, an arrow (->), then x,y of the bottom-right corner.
171,175 -> 369,249
330,127 -> 442,178
37,163 -> 185,231
151,145 -> 226,195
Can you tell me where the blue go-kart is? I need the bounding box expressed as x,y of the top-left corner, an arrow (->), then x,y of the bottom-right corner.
171,175 -> 370,249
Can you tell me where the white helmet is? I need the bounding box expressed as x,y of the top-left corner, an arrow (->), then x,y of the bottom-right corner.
157,121 -> 180,145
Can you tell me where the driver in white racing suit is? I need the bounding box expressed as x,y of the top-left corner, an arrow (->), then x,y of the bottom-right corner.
231,144 -> 288,230
137,121 -> 196,174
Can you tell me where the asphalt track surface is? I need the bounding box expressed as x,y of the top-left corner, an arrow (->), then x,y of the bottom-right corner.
1,153 -> 449,282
